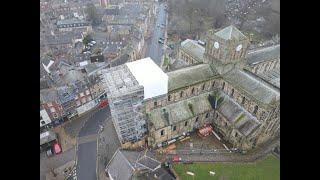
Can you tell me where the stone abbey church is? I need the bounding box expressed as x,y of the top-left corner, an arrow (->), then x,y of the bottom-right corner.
103,25 -> 280,151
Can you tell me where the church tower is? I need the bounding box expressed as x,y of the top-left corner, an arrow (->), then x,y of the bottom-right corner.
204,25 -> 250,75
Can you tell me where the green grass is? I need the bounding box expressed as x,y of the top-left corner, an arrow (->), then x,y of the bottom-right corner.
173,155 -> 279,180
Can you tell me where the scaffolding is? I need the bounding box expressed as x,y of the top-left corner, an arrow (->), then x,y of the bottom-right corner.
101,65 -> 146,144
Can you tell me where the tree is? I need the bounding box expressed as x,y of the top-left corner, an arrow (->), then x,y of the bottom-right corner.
83,34 -> 93,45
86,3 -> 101,26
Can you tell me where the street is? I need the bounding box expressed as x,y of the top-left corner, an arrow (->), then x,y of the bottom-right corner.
76,107 -> 110,180
145,2 -> 167,65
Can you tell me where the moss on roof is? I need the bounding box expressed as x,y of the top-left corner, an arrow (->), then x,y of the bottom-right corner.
167,64 -> 219,91
180,39 -> 205,62
149,92 -> 213,130
223,69 -> 280,106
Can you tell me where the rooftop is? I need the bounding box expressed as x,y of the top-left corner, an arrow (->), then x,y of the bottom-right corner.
217,92 -> 260,136
101,64 -> 142,99
106,149 -> 161,180
126,57 -> 168,100
149,92 -> 213,130
180,39 -> 205,62
167,64 -> 218,91
247,44 -> 280,65
40,88 -> 60,104
223,69 -> 280,105
214,25 -> 247,41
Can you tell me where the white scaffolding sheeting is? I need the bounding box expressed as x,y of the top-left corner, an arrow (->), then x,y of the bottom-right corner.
126,57 -> 168,100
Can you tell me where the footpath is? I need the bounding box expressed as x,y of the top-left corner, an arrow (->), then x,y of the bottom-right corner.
163,137 -> 280,163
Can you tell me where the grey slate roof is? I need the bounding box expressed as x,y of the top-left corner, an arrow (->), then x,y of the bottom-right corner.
217,92 -> 260,137
40,88 -> 60,104
149,92 -> 213,130
223,69 -> 280,105
180,39 -> 205,62
214,25 -> 247,41
107,149 -> 161,180
107,149 -> 134,180
247,44 -> 280,65
167,64 -> 218,91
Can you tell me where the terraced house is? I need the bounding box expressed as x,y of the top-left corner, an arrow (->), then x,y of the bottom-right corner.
104,25 -> 280,151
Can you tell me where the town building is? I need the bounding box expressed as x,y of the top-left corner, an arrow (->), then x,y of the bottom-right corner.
102,25 -> 280,151
101,57 -> 168,148
106,149 -> 161,180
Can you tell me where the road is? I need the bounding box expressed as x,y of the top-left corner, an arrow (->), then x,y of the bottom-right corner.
145,2 -> 167,65
76,107 -> 110,180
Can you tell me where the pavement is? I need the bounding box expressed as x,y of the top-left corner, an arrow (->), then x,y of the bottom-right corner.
145,2 -> 167,65
163,137 -> 280,163
40,148 -> 75,180
76,107 -> 110,180
97,116 -> 121,179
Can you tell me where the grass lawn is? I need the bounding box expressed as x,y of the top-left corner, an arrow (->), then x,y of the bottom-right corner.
173,155 -> 279,180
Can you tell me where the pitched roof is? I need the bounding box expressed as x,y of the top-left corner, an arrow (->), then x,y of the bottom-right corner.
40,88 -> 60,103
215,25 -> 247,41
167,64 -> 218,91
223,69 -> 280,105
247,44 -> 280,65
180,39 -> 205,62
107,149 -> 161,180
217,92 -> 260,136
149,92 -> 213,130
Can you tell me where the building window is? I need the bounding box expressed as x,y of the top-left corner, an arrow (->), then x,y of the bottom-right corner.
241,97 -> 246,105
173,126 -> 176,131
212,81 -> 215,88
205,113 -> 209,118
191,87 -> 195,95
231,89 -> 234,97
185,121 -> 188,126
202,84 -> 205,90
168,95 -> 171,101
41,121 -> 46,125
225,122 -> 227,126
154,101 -> 157,107
253,105 -> 258,115
195,117 -> 199,122
235,132 -> 238,137
160,130 -> 164,136
180,91 -> 184,98
222,82 -> 225,90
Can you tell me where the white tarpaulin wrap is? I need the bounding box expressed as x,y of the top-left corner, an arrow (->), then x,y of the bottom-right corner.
126,57 -> 168,100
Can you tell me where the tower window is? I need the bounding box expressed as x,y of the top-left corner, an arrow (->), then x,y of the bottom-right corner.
205,113 -> 209,118
173,126 -> 176,131
253,105 -> 258,115
212,81 -> 215,88
231,89 -> 234,97
235,132 -> 238,137
191,87 -> 195,95
160,130 -> 164,136
180,91 -> 184,98
195,117 -> 199,122
241,97 -> 246,105
185,121 -> 188,126
154,101 -> 157,107
168,95 -> 171,101
202,84 -> 205,90
222,82 -> 225,90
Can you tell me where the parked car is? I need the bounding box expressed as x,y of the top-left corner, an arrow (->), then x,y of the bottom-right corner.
53,142 -> 62,154
172,155 -> 181,162
158,39 -> 164,44
46,148 -> 53,157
